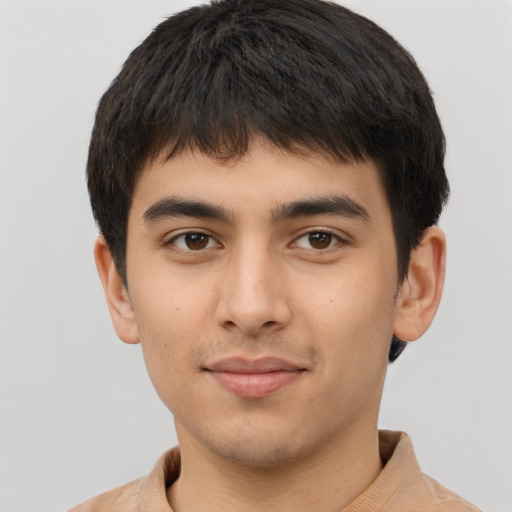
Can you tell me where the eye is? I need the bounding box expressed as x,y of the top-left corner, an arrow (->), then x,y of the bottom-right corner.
293,231 -> 341,250
169,232 -> 219,251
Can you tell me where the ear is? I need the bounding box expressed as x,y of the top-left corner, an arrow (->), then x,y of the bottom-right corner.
393,226 -> 446,342
94,236 -> 140,344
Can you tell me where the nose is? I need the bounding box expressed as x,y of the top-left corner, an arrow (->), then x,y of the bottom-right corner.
214,244 -> 292,335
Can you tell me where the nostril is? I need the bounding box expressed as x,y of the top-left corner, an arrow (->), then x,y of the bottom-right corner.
215,295 -> 292,334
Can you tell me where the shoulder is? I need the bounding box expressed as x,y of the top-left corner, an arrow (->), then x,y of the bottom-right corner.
423,475 -> 482,512
67,478 -> 144,512
67,447 -> 179,512
371,431 -> 482,512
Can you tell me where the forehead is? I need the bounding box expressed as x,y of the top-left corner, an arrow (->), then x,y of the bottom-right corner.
130,140 -> 389,223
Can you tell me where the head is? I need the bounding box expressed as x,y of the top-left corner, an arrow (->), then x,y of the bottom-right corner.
88,0 -> 447,463
89,0 -> 448,467
87,0 -> 448,364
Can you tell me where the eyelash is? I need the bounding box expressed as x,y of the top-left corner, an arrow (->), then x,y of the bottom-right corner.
165,229 -> 345,252
292,230 -> 344,250
166,232 -> 220,251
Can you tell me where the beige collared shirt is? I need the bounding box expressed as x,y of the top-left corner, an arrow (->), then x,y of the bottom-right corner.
69,430 -> 481,512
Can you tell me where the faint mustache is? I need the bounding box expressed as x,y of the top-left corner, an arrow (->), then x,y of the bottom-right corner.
190,335 -> 321,368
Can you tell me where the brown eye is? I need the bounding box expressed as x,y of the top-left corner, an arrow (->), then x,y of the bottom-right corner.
185,233 -> 209,250
294,231 -> 340,250
308,232 -> 333,249
170,232 -> 218,251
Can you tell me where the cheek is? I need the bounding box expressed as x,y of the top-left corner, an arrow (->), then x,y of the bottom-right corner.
129,271 -> 214,401
305,281 -> 393,420
131,259 -> 216,336
298,260 -> 397,366
303,256 -> 395,325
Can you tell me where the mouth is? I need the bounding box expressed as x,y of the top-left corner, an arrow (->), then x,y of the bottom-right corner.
204,357 -> 307,398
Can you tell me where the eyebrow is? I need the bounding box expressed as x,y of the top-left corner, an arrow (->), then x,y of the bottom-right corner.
143,197 -> 231,224
143,195 -> 369,225
271,195 -> 369,223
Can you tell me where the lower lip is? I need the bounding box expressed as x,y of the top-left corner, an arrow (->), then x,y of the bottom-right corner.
208,370 -> 303,398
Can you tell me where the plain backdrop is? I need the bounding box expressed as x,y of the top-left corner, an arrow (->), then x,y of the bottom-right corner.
1,1 -> 511,511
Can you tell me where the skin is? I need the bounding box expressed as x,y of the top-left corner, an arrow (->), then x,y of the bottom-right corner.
95,139 -> 446,512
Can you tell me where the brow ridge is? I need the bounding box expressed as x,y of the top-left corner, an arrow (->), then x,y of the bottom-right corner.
143,194 -> 369,226
143,197 -> 231,224
271,195 -> 369,223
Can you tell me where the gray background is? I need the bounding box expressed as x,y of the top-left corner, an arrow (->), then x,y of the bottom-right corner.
1,1 -> 511,511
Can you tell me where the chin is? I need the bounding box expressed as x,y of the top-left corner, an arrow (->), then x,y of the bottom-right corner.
191,418 -> 328,470
208,437 -> 305,469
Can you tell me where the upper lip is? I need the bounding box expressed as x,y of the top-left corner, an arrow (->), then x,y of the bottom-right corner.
206,357 -> 305,373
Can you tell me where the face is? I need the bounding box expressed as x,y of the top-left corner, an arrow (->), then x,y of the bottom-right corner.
123,141 -> 401,467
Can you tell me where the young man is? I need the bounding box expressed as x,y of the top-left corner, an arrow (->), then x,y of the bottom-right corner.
71,0 -> 480,510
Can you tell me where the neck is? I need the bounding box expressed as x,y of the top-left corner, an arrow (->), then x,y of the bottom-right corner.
167,422 -> 382,512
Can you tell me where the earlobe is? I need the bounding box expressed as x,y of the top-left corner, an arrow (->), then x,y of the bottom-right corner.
94,236 -> 140,344
393,226 -> 446,342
